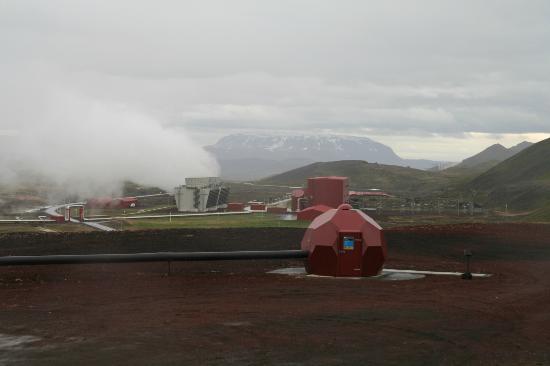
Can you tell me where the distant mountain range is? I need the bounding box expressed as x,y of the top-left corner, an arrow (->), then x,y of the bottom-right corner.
206,134 -> 451,180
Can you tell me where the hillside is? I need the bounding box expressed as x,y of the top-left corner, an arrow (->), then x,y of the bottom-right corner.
214,158 -> 313,181
526,205 -> 550,221
466,138 -> 550,211
444,141 -> 533,177
259,160 -> 455,197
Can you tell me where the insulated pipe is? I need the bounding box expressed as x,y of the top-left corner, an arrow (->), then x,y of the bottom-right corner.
0,250 -> 309,266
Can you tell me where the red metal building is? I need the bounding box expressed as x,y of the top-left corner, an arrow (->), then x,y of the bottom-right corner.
307,176 -> 348,208
249,203 -> 266,211
266,207 -> 288,214
301,204 -> 386,277
86,197 -> 137,209
291,176 -> 349,214
115,197 -> 138,208
226,203 -> 245,212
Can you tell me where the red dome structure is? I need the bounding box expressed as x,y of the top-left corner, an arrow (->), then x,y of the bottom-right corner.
296,204 -> 332,221
301,204 -> 387,277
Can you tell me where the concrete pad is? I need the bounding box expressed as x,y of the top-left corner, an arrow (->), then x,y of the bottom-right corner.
268,267 -> 425,281
384,268 -> 491,278
268,267 -> 491,279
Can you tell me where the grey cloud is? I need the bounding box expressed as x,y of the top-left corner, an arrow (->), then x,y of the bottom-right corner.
0,0 -> 549,165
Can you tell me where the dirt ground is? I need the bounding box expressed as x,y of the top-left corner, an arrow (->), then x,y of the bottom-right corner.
1,224 -> 550,365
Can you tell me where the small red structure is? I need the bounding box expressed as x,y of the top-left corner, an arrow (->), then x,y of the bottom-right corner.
78,206 -> 85,221
301,204 -> 387,277
86,197 -> 137,209
296,204 -> 331,221
227,203 -> 245,212
266,207 -> 288,214
50,214 -> 65,223
249,203 -> 266,211
85,197 -> 112,209
291,177 -> 349,212
64,206 -> 71,222
115,197 -> 138,208
291,189 -> 305,211
307,177 -> 348,208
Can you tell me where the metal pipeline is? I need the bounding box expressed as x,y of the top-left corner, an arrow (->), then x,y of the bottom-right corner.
0,250 -> 309,266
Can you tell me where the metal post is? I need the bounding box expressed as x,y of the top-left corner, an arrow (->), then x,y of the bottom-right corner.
462,249 -> 473,280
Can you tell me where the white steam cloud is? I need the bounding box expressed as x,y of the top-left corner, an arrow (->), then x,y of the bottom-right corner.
0,73 -> 219,200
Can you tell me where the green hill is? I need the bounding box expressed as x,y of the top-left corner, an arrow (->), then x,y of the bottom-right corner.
466,138 -> 550,211
259,160 -> 454,197
443,141 -> 533,181
526,205 -> 550,221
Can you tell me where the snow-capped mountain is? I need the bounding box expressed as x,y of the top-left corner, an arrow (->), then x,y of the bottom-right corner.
206,134 -> 448,180
207,134 -> 403,163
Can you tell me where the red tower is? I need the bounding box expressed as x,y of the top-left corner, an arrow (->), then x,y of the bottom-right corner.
306,176 -> 348,208
301,204 -> 386,277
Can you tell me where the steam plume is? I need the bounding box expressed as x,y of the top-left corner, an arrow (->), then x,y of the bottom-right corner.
0,83 -> 219,201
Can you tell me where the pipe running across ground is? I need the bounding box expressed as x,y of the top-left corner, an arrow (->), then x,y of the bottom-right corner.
0,250 -> 309,266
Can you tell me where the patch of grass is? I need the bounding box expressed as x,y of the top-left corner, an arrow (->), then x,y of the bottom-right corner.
0,223 -> 94,233
117,213 -> 310,230
259,160 -> 455,197
524,204 -> 550,222
85,204 -> 177,218
226,182 -> 291,204
0,224 -> 39,233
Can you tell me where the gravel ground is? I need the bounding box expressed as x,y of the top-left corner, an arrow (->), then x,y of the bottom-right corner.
0,224 -> 549,365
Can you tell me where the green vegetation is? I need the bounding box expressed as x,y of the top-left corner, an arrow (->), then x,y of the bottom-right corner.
85,203 -> 177,218
465,138 -> 550,211
226,182 -> 291,204
254,138 -> 550,221
0,223 -> 95,234
259,160 -> 456,197
115,213 -> 309,230
122,181 -> 167,196
525,205 -> 550,222
0,224 -> 41,233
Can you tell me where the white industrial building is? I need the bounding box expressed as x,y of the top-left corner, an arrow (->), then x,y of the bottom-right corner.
174,177 -> 229,212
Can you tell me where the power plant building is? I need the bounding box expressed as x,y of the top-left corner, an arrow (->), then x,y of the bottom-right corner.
174,177 -> 229,212
292,176 -> 349,211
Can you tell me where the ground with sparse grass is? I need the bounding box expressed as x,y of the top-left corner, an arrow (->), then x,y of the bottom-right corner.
0,223 -> 95,234
107,213 -> 309,230
1,223 -> 550,365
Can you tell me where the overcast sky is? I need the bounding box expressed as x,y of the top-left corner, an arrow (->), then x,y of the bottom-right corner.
1,0 -> 549,162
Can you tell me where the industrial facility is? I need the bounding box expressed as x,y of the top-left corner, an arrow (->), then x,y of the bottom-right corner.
2,202 -> 387,278
292,176 -> 392,221
174,177 -> 229,213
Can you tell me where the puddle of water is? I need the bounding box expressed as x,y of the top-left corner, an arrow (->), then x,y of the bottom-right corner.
269,267 -> 306,275
267,267 -> 425,281
223,321 -> 252,327
0,333 -> 41,351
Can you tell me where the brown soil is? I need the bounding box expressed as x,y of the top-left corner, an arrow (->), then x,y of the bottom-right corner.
1,224 -> 550,365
